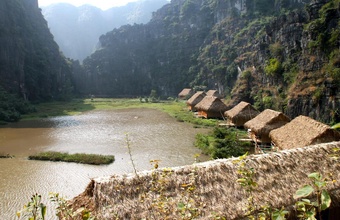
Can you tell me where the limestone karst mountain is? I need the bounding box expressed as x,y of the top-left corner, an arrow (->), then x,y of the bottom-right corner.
42,0 -> 169,61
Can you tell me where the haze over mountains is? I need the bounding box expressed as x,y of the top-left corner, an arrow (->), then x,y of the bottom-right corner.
42,0 -> 169,61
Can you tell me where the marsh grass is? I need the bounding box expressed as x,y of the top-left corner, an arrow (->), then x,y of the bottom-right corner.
0,152 -> 14,158
28,151 -> 115,165
23,98 -> 219,127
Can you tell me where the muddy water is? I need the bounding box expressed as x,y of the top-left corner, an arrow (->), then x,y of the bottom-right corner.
0,108 -> 209,219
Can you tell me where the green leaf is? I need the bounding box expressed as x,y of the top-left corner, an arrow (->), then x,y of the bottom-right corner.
321,189 -> 331,210
314,180 -> 326,188
301,199 -> 311,203
331,122 -> 340,129
272,208 -> 289,220
294,185 -> 314,199
237,178 -> 246,183
178,202 -> 185,209
40,203 -> 47,220
308,172 -> 322,181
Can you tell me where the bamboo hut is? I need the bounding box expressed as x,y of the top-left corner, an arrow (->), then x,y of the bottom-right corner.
224,101 -> 259,127
270,115 -> 340,150
195,96 -> 228,119
70,142 -> 340,220
186,91 -> 206,111
244,109 -> 290,143
206,89 -> 220,97
178,88 -> 193,100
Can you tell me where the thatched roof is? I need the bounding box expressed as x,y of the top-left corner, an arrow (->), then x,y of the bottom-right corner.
224,101 -> 259,126
244,109 -> 290,137
178,88 -> 193,98
270,115 -> 340,150
195,96 -> 228,112
206,89 -> 219,97
186,91 -> 206,106
72,142 -> 340,219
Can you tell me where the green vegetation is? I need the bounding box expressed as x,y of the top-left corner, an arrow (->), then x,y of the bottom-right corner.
0,153 -> 14,158
17,193 -> 93,220
17,193 -> 46,220
195,127 -> 251,159
234,153 -> 289,219
0,87 -> 36,122
28,151 -> 115,165
294,172 -> 332,220
23,98 -> 218,127
265,58 -> 283,77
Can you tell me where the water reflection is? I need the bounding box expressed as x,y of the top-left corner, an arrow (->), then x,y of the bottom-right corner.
0,108 -> 209,219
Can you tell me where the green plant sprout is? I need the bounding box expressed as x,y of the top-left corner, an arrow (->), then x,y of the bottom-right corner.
16,193 -> 46,220
294,172 -> 332,220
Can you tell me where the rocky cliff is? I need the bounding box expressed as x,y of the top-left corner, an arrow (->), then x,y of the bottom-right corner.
0,0 -> 73,121
80,0 -> 339,124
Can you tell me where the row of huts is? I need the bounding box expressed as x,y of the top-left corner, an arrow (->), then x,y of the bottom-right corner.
179,89 -> 340,152
68,91 -> 340,219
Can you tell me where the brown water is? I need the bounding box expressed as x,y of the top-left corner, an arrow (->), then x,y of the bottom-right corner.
0,108 -> 209,219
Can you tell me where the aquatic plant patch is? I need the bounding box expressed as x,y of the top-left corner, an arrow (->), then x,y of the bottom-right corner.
28,151 -> 115,165
0,153 -> 14,158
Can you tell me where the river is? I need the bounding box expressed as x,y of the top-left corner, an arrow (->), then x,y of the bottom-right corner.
0,108 -> 210,219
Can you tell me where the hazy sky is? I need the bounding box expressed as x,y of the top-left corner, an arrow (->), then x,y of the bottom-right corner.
38,0 -> 141,10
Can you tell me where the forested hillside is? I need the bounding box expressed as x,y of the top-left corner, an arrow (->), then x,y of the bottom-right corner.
42,0 -> 169,61
78,0 -> 339,123
0,0 -> 73,121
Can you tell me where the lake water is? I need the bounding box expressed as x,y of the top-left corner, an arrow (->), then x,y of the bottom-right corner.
0,108 -> 209,219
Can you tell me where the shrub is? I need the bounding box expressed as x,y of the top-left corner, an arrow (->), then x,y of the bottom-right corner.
195,127 -> 250,159
265,58 -> 283,77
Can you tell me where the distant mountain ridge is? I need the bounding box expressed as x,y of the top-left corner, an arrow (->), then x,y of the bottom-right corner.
42,0 -> 169,61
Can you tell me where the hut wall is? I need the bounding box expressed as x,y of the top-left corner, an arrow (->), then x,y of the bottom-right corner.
232,118 -> 248,127
249,131 -> 271,144
197,110 -> 208,118
207,111 -> 224,119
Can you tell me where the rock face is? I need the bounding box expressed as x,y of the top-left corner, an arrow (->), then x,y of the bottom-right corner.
79,0 -> 339,123
0,0 -> 72,101
42,0 -> 169,61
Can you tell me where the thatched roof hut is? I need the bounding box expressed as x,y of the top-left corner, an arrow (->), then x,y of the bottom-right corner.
244,109 -> 290,143
224,101 -> 259,127
178,88 -> 193,100
186,91 -> 206,111
270,115 -> 340,150
206,89 -> 220,97
71,142 -> 340,220
195,96 -> 228,119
